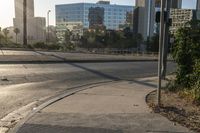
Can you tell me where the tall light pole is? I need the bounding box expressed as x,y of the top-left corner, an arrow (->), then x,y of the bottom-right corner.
157,0 -> 165,107
47,10 -> 51,44
23,0 -> 27,46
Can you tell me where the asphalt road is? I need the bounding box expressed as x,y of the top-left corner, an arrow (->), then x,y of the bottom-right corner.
0,61 -> 175,119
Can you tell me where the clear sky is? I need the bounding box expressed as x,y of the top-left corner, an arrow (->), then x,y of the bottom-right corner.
0,0 -> 197,28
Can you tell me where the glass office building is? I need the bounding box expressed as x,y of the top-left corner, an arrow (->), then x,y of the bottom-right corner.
56,1 -> 134,30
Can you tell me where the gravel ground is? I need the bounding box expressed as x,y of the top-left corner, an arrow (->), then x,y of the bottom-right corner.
146,90 -> 200,133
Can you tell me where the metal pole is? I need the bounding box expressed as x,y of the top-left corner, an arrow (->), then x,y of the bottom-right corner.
16,33 -> 18,44
47,10 -> 51,44
157,0 -> 165,107
23,0 -> 27,46
162,0 -> 171,79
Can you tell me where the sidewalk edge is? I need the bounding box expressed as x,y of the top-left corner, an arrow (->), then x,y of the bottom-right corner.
8,81 -> 118,133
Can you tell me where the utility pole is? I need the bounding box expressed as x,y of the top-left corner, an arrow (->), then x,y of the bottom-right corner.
23,0 -> 27,46
161,0 -> 171,79
157,0 -> 165,107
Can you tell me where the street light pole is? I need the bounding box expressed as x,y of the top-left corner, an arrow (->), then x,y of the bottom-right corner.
158,0 -> 165,107
23,0 -> 27,46
47,10 -> 51,44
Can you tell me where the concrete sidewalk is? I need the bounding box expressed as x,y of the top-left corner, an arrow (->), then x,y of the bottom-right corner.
15,80 -> 192,133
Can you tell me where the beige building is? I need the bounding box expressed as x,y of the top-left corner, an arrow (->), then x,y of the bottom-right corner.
13,0 -> 46,44
56,25 -> 67,44
56,22 -> 83,35
56,22 -> 84,44
170,9 -> 199,34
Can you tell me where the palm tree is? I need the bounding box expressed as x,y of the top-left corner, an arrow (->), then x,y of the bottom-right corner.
23,0 -> 27,46
0,27 -> 2,45
14,28 -> 20,44
2,28 -> 9,44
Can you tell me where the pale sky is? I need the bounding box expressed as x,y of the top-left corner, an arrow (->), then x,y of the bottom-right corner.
0,0 -> 197,28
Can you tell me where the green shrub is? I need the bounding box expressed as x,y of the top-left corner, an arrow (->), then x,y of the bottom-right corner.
171,20 -> 200,102
32,42 -> 47,49
166,80 -> 181,92
46,43 -> 61,50
172,20 -> 200,88
31,42 -> 61,50
193,80 -> 200,102
27,44 -> 33,49
192,60 -> 200,102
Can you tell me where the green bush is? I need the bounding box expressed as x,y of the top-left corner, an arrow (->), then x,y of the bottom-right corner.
192,60 -> 200,102
60,42 -> 75,51
173,28 -> 193,87
47,43 -> 61,50
193,80 -> 200,102
172,20 -> 200,102
32,42 -> 47,49
172,20 -> 200,87
31,42 -> 61,50
27,44 -> 34,49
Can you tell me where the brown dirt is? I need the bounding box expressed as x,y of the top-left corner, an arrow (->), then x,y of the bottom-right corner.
146,90 -> 200,133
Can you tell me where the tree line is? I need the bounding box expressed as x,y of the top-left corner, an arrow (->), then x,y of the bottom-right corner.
0,27 -> 20,47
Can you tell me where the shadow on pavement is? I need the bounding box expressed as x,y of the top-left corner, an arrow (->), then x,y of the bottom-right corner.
66,62 -> 157,88
17,123 -> 187,133
17,124 -> 123,133
26,53 -> 157,88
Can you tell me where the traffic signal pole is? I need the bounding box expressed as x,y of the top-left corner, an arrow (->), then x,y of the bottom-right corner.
158,0 -> 165,107
161,0 -> 171,79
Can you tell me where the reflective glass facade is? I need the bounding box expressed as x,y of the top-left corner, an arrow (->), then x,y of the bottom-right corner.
56,3 -> 134,30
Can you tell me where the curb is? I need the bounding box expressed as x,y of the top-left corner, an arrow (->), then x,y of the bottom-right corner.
8,80 -> 118,133
0,59 -> 159,64
145,90 -> 157,105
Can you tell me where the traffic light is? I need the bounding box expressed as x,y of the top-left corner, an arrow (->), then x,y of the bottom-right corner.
155,11 -> 170,24
168,18 -> 172,26
156,11 -> 160,23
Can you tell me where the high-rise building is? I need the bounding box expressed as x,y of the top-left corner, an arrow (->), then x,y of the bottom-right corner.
197,0 -> 200,10
13,0 -> 46,44
133,0 -> 182,40
55,1 -> 134,30
15,0 -> 34,19
171,0 -> 182,8
88,7 -> 105,29
155,0 -> 182,8
134,0 -> 155,40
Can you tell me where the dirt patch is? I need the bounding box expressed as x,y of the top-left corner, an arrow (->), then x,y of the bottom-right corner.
146,90 -> 200,132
